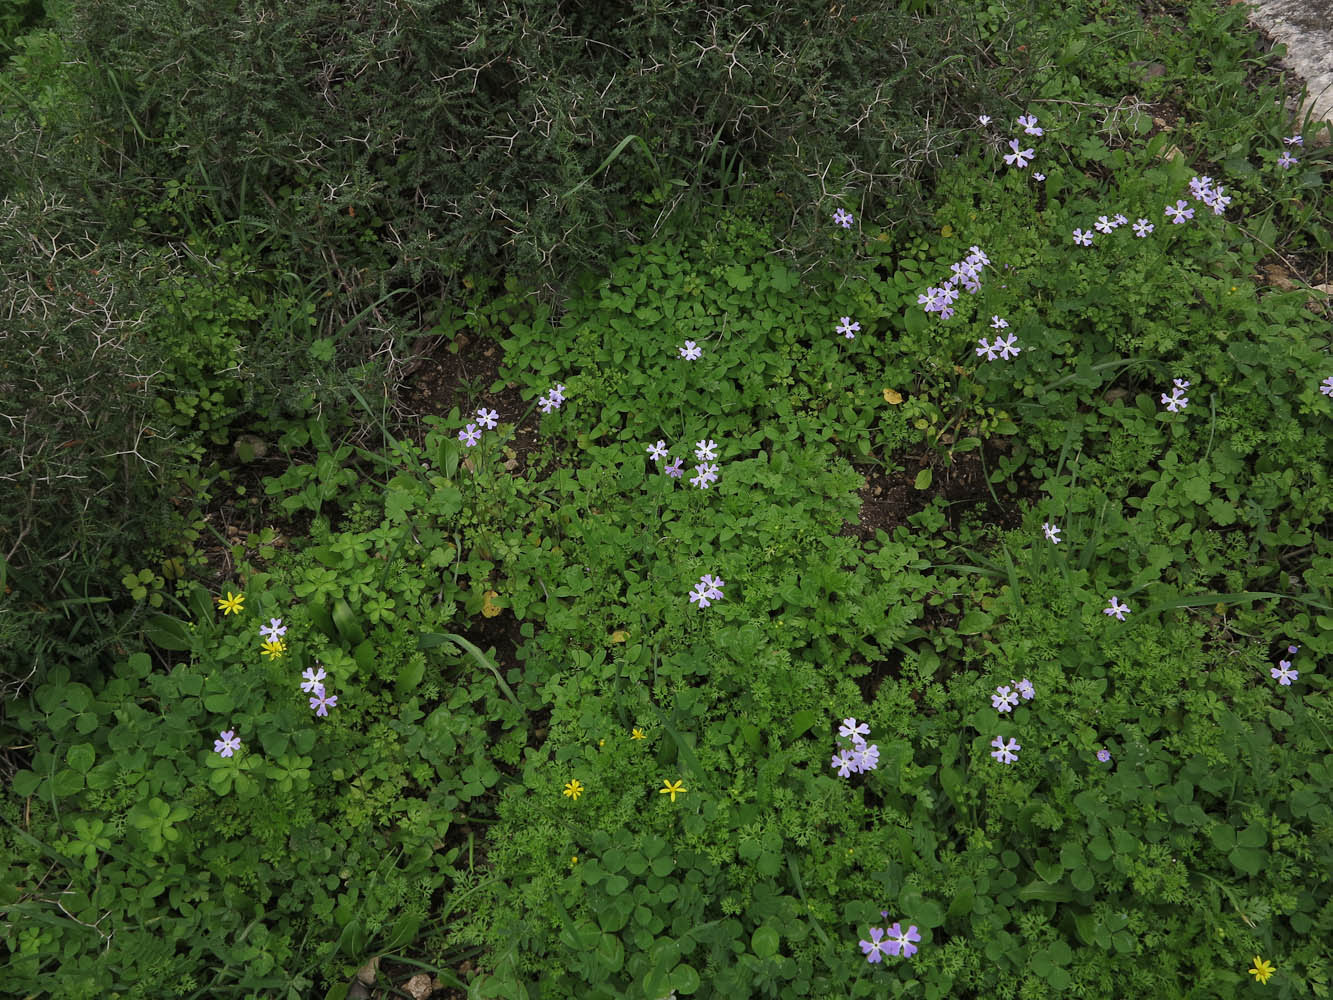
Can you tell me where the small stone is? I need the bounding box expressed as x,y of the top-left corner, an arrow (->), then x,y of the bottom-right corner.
405,973 -> 433,1000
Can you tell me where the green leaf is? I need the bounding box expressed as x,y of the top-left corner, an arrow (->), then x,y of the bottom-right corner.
332,599 -> 365,645
1228,846 -> 1265,876
670,963 -> 701,993
67,745 -> 95,774
914,468 -> 933,490
752,926 -> 779,958
786,709 -> 817,743
145,614 -> 192,651
396,657 -> 424,693
1209,824 -> 1236,851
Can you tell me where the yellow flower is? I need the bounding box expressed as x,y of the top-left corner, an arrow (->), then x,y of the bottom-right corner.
216,591 -> 245,615
598,739 -> 605,747
1249,957 -> 1275,984
659,779 -> 686,803
260,639 -> 286,660
631,727 -> 646,740
570,855 -> 578,865
563,779 -> 584,801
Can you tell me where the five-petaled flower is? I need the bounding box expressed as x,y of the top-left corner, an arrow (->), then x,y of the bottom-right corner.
300,666 -> 327,695
884,923 -> 922,958
1284,135 -> 1303,146
978,114 -> 991,126
1277,150 -> 1298,169
1250,957 -> 1275,984
476,407 -> 499,430
833,208 -> 854,229
214,730 -> 241,757
260,638 -> 287,660
690,463 -> 720,489
1104,596 -> 1131,621
259,617 -> 287,642
836,316 -> 860,340
647,440 -> 669,462
659,778 -> 686,802
679,341 -> 702,361
563,778 -> 584,800
217,591 -> 245,615
994,334 -> 1020,360
860,927 -> 889,963
1032,171 -> 1045,181
1094,215 -> 1114,234
309,690 -> 338,716
1097,748 -> 1112,763
1272,660 -> 1299,686
664,456 -> 685,478
991,735 -> 1020,764
1161,378 -> 1190,412
991,315 -> 1009,329
992,685 -> 1020,713
695,439 -> 718,462
1017,114 -> 1042,136
1072,228 -> 1093,246
840,717 -> 870,741
1133,218 -> 1154,237
1003,138 -> 1034,168
631,727 -> 646,740
1165,200 -> 1194,223
1319,376 -> 1333,397
1043,521 -> 1061,544
458,423 -> 482,447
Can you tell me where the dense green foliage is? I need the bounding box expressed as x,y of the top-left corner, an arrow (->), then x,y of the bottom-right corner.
3,0 -> 1332,998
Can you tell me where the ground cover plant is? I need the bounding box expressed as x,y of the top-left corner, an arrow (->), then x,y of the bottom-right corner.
3,0 -> 1333,998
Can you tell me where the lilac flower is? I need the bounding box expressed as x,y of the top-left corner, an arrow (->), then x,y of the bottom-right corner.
1165,200 -> 1194,223
701,574 -> 725,600
951,260 -> 978,282
1072,228 -> 1093,246
1016,114 -> 1042,136
647,440 -> 669,462
1133,218 -> 1154,237
1288,644 -> 1301,654
976,337 -> 999,361
1013,678 -> 1035,700
978,114 -> 992,126
214,730 -> 241,758
938,306 -> 955,321
1208,188 -> 1231,215
937,283 -> 960,307
991,736 -> 1020,764
836,316 -> 860,340
969,246 -> 991,267
856,742 -> 880,771
833,208 -> 854,229
1114,213 -> 1128,227
1104,596 -> 1131,621
550,383 -> 567,404
679,340 -> 702,361
259,617 -> 287,642
840,717 -> 871,741
689,578 -> 717,608
1161,378 -> 1190,412
300,666 -> 327,695
1321,376 -> 1333,397
458,423 -> 482,447
995,333 -> 1021,360
960,273 -> 982,294
476,407 -> 499,430
694,439 -> 718,462
1272,660 -> 1299,685
1032,171 -> 1045,181
690,463 -> 719,489
832,748 -> 859,778
918,288 -> 941,310
860,927 -> 889,963
1284,134 -> 1304,146
1188,175 -> 1214,200
1094,215 -> 1115,234
1043,521 -> 1061,544
1003,138 -> 1034,168
537,393 -> 559,414
310,690 -> 338,717
1097,748 -> 1112,763
664,456 -> 684,478
1277,150 -> 1298,169
990,316 -> 1009,330
992,685 -> 1020,713
884,923 -> 922,958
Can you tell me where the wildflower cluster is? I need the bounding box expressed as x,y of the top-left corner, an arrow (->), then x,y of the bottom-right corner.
831,717 -> 879,777
860,912 -> 922,962
647,438 -> 722,489
916,244 -> 992,321
1277,134 -> 1302,170
1161,378 -> 1191,413
688,574 -> 725,609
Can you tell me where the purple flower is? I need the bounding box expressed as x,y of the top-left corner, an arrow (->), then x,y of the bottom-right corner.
537,393 -> 558,414
937,284 -> 959,307
918,288 -> 941,310
1114,213 -> 1128,226
1133,218 -> 1154,237
1003,138 -> 1034,168
1284,134 -> 1304,146
1188,175 -> 1214,200
992,685 -> 1020,713
938,306 -> 955,321
968,246 -> 991,267
978,114 -> 992,126
1013,678 -> 1035,700
839,717 -> 870,741
1017,114 -> 1043,136
995,333 -> 1021,360
976,337 -> 999,362
476,407 -> 499,430
859,927 -> 889,963
679,340 -> 702,361
310,690 -> 338,716
1288,644 -> 1301,654
833,748 -> 859,778
1161,378 -> 1190,412
647,440 -> 669,462
1097,748 -> 1112,763
885,922 -> 922,958
1104,596 -> 1131,621
690,463 -> 719,489
1207,188 -> 1231,215
1165,200 -> 1194,223
1032,171 -> 1045,181
1321,376 -> 1333,397
836,316 -> 860,340
300,666 -> 327,694
1272,660 -> 1299,685
664,456 -> 685,478
1043,521 -> 1061,544
833,208 -> 854,229
458,423 -> 481,447
550,383 -> 567,404
693,439 -> 717,462
856,742 -> 880,771
991,736 -> 1020,764
1277,150 -> 1298,169
688,581 -> 714,609
259,617 -> 287,642
1072,228 -> 1093,246
701,574 -> 725,600
990,315 -> 1009,330
1094,215 -> 1114,234
214,729 -> 241,757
